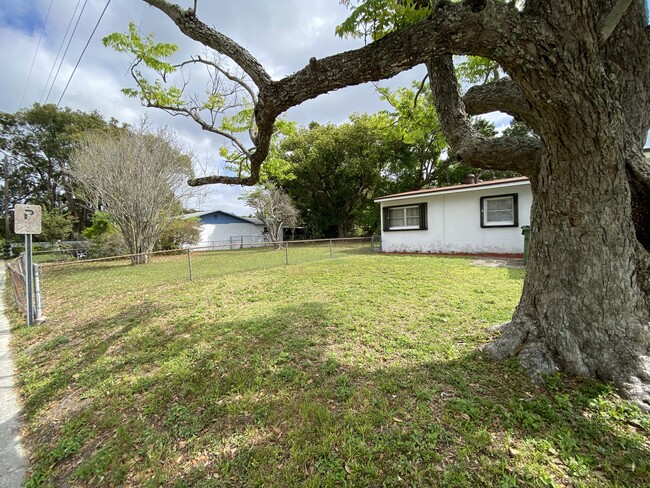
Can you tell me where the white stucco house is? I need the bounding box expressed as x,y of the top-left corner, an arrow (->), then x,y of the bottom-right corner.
183,210 -> 270,248
375,177 -> 532,255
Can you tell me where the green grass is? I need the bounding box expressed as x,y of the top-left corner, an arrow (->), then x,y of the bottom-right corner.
9,251 -> 650,487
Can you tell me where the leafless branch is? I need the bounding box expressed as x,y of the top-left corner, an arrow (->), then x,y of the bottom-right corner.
175,55 -> 258,103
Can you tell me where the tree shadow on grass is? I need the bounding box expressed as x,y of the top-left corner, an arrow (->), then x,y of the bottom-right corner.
19,300 -> 650,487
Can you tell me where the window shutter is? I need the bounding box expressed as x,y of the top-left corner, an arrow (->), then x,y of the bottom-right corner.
382,206 -> 390,231
419,202 -> 428,230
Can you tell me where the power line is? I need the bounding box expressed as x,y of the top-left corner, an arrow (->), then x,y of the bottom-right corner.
45,0 -> 89,104
19,0 -> 54,109
57,0 -> 112,108
40,0 -> 83,104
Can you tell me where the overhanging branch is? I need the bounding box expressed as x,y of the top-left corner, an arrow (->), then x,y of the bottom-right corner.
427,55 -> 540,176
143,0 -> 541,186
600,0 -> 635,43
142,0 -> 271,88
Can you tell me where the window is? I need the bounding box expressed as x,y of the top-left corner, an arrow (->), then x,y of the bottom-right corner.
480,193 -> 518,227
382,203 -> 427,231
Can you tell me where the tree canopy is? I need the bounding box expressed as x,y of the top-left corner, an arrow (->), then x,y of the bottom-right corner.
0,104 -> 118,238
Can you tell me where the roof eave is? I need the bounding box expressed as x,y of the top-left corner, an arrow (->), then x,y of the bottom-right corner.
375,179 -> 531,203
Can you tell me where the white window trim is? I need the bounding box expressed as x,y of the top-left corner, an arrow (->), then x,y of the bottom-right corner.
480,193 -> 518,228
388,205 -> 421,230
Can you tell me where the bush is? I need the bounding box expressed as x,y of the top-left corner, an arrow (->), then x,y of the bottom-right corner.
156,217 -> 202,250
88,232 -> 127,258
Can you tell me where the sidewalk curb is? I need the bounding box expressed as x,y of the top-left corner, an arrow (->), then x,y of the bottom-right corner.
0,262 -> 27,487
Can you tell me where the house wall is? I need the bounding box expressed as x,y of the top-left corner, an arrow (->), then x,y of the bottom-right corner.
380,182 -> 532,254
198,221 -> 266,246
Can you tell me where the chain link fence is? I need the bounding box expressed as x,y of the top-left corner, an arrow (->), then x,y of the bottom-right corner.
32,237 -> 380,318
6,256 -> 27,314
5,253 -> 46,321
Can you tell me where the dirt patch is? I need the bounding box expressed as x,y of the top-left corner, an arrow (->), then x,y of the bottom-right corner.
471,258 -> 525,269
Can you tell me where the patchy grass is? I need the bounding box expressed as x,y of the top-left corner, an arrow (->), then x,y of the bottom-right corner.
9,252 -> 650,487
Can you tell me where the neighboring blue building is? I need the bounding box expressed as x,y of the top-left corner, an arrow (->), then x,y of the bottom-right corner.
183,210 -> 269,248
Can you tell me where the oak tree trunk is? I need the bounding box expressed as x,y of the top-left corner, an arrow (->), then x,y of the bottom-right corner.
485,142 -> 650,409
482,15 -> 650,407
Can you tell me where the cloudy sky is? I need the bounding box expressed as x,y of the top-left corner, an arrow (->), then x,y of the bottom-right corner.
2,1 -> 649,215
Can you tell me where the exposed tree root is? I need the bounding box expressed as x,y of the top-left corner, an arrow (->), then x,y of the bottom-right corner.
484,321 -> 650,412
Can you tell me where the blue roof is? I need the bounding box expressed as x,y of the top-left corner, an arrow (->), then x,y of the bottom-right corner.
182,210 -> 264,226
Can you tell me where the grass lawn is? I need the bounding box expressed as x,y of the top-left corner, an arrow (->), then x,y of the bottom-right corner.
8,252 -> 650,486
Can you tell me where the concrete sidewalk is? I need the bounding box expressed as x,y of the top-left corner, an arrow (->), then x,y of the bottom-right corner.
0,263 -> 27,487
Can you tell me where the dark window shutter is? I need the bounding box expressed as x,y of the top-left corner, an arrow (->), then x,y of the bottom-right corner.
382,206 -> 390,231
419,202 -> 428,230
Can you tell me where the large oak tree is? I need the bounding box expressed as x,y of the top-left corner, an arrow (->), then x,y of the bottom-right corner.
131,0 -> 650,409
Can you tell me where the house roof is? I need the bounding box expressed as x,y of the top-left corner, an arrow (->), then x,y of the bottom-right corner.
182,210 -> 265,226
374,177 -> 530,203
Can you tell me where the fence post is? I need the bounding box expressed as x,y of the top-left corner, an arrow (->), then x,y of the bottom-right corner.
371,235 -> 375,252
285,244 -> 289,265
32,263 -> 44,322
329,239 -> 333,259
187,248 -> 193,282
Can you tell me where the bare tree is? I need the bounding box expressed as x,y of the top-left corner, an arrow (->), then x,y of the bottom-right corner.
243,184 -> 298,244
70,125 -> 195,263
129,0 -> 650,409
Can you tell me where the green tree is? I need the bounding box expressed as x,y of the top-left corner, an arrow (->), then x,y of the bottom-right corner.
157,217 -> 202,250
278,115 -> 401,237
40,208 -> 76,242
83,211 -> 127,258
0,104 -> 118,236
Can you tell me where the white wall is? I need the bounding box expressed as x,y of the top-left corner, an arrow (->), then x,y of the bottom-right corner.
198,222 -> 266,246
380,182 -> 532,254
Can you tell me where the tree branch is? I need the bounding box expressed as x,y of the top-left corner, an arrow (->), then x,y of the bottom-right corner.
144,0 -> 539,186
175,56 -> 258,103
427,55 -> 540,176
148,103 -> 252,158
142,0 -> 271,88
600,0 -> 635,43
463,78 -> 539,132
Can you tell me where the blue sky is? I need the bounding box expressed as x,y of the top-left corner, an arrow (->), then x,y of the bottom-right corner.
1,1 -> 649,213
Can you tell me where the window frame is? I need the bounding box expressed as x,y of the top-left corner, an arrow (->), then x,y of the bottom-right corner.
382,202 -> 427,232
480,193 -> 519,228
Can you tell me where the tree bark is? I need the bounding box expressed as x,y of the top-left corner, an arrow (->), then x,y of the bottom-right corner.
479,3 -> 650,409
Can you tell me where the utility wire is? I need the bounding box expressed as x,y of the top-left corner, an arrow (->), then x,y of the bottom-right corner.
45,0 -> 89,104
19,0 -> 54,109
57,0 -> 112,108
40,0 -> 83,104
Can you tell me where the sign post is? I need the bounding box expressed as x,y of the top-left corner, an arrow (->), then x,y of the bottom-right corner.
14,204 -> 41,326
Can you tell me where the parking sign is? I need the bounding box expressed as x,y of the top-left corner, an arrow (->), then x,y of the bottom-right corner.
14,204 -> 42,235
